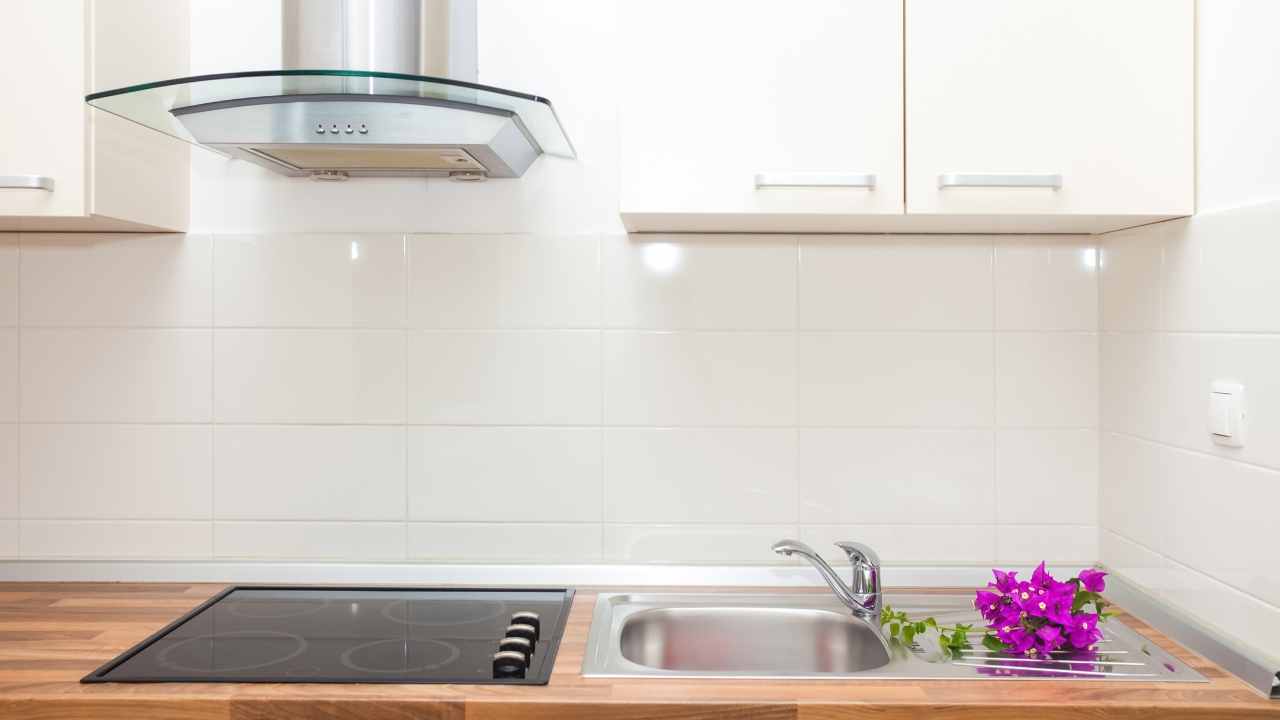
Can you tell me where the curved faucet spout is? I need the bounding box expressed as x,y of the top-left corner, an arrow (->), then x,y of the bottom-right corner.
773,538 -> 882,624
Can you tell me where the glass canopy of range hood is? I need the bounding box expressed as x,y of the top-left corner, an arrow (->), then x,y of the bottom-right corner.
85,69 -> 576,159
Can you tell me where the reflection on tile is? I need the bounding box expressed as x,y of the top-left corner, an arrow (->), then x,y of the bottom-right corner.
215,522 -> 404,560
0,425 -> 14,517
604,332 -> 796,426
408,233 -> 599,328
21,329 -> 212,423
800,525 -> 996,565
408,523 -> 602,563
0,331 -> 14,422
799,429 -> 994,524
408,331 -> 600,425
408,427 -> 601,522
0,237 -> 17,326
214,234 -> 404,327
1099,224 -> 1163,332
604,429 -> 796,523
995,333 -> 1098,428
603,234 -> 796,330
994,237 -> 1097,331
22,425 -> 211,519
1155,555 -> 1280,662
20,234 -> 212,327
215,426 -> 405,521
0,519 -> 15,557
996,429 -> 1097,525
604,524 -> 794,564
799,333 -> 992,427
20,520 -> 211,559
214,329 -> 404,423
996,525 -> 1097,565
799,236 -> 992,330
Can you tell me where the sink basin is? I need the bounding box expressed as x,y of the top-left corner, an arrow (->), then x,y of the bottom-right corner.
583,592 -> 1208,682
619,606 -> 890,673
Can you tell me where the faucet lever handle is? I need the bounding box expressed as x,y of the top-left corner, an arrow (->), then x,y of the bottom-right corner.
833,541 -> 880,569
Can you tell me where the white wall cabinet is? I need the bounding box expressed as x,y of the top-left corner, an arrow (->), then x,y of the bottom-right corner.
619,0 -> 905,233
619,0 -> 1193,233
0,0 -> 189,232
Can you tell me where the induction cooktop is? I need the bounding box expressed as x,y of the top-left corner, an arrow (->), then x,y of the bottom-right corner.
82,586 -> 574,684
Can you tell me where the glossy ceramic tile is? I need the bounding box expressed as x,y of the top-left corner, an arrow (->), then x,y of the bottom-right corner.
1099,332 -> 1165,439
214,329 -> 404,423
603,332 -> 796,426
214,426 -> 405,521
21,329 -> 212,423
1159,333 -> 1280,471
603,428 -> 796,523
993,237 -> 1097,331
1099,529 -> 1166,588
799,236 -> 992,330
603,524 -> 794,564
0,331 -> 15,422
408,522 -> 603,563
407,331 -> 600,425
1099,223 -> 1164,332
1162,202 -> 1280,333
214,522 -> 404,560
799,429 -> 994,525
408,427 -> 601,522
20,520 -> 212,559
996,525 -> 1098,565
1155,556 -> 1280,662
214,233 -> 404,327
19,234 -> 212,327
799,525 -> 996,565
995,333 -> 1098,428
603,234 -> 795,330
995,429 -> 1098,525
1098,433 -> 1167,553
0,519 -> 15,558
798,333 -> 993,427
0,425 -> 16,517
0,237 -> 17,326
408,233 -> 599,328
1159,445 -> 1280,607
21,425 -> 211,519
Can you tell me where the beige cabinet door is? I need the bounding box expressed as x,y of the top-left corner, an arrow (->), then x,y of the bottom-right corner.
0,0 -> 88,218
619,0 -> 904,230
905,0 -> 1193,218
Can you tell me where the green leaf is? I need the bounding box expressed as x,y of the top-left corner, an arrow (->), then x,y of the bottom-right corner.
982,634 -> 1007,652
890,622 -> 900,638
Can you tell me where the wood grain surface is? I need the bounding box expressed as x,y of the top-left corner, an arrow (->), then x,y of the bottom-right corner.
0,583 -> 1275,719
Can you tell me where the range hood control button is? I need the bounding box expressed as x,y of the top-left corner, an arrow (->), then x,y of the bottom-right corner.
505,623 -> 537,643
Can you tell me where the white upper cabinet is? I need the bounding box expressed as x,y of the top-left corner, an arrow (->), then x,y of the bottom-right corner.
0,0 -> 189,232
618,0 -> 1193,233
905,0 -> 1194,225
619,0 -> 905,232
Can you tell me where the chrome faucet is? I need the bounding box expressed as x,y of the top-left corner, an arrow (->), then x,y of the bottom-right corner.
772,539 -> 882,624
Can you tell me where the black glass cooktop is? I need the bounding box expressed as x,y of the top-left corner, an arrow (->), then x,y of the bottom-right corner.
82,586 -> 574,684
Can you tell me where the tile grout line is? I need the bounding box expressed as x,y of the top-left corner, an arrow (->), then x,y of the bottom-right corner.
597,234 -> 606,562
14,234 -> 21,559
208,233 -> 216,559
793,234 -> 802,541
402,233 -> 410,562
990,236 -> 999,563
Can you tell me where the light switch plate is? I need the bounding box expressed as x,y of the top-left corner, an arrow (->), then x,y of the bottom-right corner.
1208,380 -> 1245,448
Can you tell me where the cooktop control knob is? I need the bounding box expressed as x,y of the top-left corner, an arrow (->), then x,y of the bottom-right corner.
498,636 -> 533,663
505,622 -> 538,643
510,611 -> 541,638
492,650 -> 527,679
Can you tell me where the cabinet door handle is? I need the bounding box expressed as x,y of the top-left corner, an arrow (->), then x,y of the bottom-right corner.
755,172 -> 876,188
938,173 -> 1061,189
0,175 -> 55,191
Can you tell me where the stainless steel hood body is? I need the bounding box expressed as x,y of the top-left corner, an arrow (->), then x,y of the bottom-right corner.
86,0 -> 573,180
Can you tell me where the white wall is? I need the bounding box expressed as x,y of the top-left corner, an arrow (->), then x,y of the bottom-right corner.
1097,0 -> 1280,666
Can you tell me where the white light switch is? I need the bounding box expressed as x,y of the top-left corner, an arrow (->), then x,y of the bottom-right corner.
1208,381 -> 1245,447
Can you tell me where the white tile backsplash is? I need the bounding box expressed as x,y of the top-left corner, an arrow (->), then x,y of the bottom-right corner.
214,234 -> 404,328
214,329 -> 405,423
603,234 -> 796,330
21,424 -> 211,519
799,333 -> 993,427
4,232 -> 1100,568
21,329 -> 211,423
214,426 -> 405,521
0,519 -> 15,558
20,234 -> 212,327
996,525 -> 1098,565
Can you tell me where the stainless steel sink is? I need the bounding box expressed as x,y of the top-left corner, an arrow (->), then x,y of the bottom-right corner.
583,592 -> 1207,682
619,606 -> 890,673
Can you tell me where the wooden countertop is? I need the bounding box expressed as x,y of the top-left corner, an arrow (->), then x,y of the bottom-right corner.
0,582 -> 1276,719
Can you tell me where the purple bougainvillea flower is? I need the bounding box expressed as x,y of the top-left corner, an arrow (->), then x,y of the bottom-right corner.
991,569 -> 1019,594
1078,568 -> 1108,593
1067,613 -> 1102,649
1030,561 -> 1055,589
975,590 -> 1003,620
1035,624 -> 1064,655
